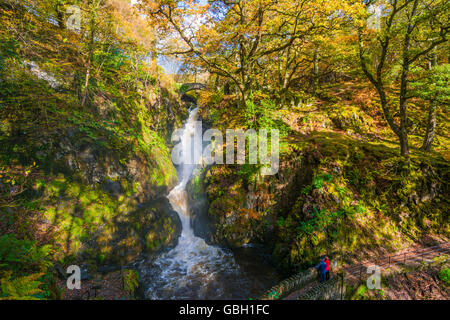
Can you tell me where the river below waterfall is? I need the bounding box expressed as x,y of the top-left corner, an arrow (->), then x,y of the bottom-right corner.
137,108 -> 281,299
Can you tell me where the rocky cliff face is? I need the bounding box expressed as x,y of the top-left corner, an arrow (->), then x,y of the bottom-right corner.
187,131 -> 449,273
185,147 -> 308,249
0,2 -> 187,298
32,125 -> 182,269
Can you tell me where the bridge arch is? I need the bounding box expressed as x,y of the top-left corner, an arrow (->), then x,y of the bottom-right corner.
180,83 -> 207,93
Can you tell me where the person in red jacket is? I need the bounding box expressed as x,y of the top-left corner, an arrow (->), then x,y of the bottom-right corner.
324,256 -> 330,280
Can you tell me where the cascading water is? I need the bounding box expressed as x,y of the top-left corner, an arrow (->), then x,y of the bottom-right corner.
139,108 -> 280,299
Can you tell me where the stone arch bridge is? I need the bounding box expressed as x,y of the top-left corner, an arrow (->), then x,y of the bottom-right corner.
180,83 -> 208,105
180,82 -> 208,93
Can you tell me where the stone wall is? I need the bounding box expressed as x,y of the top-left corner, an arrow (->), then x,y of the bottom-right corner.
259,268 -> 317,300
297,273 -> 346,300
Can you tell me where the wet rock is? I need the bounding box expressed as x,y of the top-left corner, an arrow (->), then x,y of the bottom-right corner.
25,122 -> 179,276
55,265 -> 68,279
101,180 -> 123,196
81,197 -> 182,267
181,93 -> 197,105
80,265 -> 91,280
24,60 -> 60,89
97,265 -> 119,274
186,170 -> 215,243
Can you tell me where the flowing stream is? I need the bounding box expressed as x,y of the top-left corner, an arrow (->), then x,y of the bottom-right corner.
139,108 -> 280,299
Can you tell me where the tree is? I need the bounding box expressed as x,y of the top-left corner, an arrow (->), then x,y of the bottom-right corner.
140,0 -> 359,108
410,62 -> 450,152
358,0 -> 449,157
80,0 -> 103,107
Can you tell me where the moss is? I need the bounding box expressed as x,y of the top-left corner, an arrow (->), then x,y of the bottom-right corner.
199,119 -> 448,272
438,266 -> 450,286
272,132 -> 449,272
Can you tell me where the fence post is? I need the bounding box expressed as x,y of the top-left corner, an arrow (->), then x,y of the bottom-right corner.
388,256 -> 390,267
404,253 -> 406,265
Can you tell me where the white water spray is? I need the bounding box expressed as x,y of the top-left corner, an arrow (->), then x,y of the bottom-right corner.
144,108 -> 241,299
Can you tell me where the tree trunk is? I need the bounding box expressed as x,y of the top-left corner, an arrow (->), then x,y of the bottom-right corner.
312,48 -> 320,94
81,5 -> 96,107
397,0 -> 419,159
398,96 -> 410,157
224,82 -> 231,95
421,51 -> 438,152
214,74 -> 220,91
55,3 -> 65,29
236,83 -> 248,109
399,131 -> 409,157
421,104 -> 436,152
81,59 -> 91,107
280,66 -> 290,106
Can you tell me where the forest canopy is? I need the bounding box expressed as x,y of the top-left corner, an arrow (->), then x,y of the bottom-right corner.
0,0 -> 448,301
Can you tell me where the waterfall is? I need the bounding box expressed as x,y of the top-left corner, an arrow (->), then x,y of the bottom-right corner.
143,108 -> 240,299
167,108 -> 201,239
140,108 -> 280,299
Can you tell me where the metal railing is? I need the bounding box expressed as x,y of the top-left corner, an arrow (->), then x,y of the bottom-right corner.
344,242 -> 450,280
261,242 -> 449,300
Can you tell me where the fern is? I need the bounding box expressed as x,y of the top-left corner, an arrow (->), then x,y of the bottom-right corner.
0,271 -> 44,300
